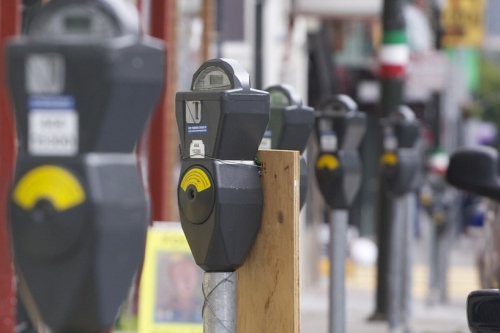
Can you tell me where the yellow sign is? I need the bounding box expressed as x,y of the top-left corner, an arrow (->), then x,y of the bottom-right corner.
381,152 -> 398,166
316,154 -> 339,171
12,165 -> 85,211
180,168 -> 211,192
138,223 -> 203,333
441,0 -> 486,48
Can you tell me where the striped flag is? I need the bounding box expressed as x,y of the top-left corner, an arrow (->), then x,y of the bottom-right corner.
380,30 -> 409,79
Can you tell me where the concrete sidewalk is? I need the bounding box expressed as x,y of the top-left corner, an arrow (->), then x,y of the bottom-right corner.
301,235 -> 478,333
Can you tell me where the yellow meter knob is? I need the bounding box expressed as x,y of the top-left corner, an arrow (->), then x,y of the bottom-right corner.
381,152 -> 398,166
12,165 -> 85,212
316,154 -> 339,171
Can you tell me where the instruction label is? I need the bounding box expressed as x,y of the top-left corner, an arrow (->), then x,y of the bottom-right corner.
187,125 -> 208,135
180,168 -> 211,193
320,131 -> 337,152
28,95 -> 78,156
189,140 -> 205,158
12,165 -> 85,211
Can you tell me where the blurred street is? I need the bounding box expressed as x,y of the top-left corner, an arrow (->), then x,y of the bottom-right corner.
301,224 -> 479,333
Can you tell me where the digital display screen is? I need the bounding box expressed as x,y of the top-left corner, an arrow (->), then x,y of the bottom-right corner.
210,75 -> 223,85
65,16 -> 91,33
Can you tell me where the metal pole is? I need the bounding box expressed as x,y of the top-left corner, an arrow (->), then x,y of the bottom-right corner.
372,0 -> 407,321
329,209 -> 348,333
402,192 -> 415,330
388,194 -> 404,331
254,0 -> 265,90
203,272 -> 237,333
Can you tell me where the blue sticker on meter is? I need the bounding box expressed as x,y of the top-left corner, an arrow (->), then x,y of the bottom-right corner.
188,125 -> 208,134
28,95 -> 75,110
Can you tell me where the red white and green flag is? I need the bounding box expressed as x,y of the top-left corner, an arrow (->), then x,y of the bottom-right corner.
379,30 -> 409,79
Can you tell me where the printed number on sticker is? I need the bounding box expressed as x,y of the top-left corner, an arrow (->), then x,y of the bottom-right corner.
29,110 -> 79,156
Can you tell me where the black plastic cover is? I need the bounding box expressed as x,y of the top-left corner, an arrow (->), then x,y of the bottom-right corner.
178,159 -> 263,272
467,289 -> 500,332
7,38 -> 165,153
10,155 -> 147,333
446,146 -> 500,200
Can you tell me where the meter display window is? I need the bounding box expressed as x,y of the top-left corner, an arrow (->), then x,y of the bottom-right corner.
192,67 -> 232,91
269,90 -> 290,107
64,16 -> 91,33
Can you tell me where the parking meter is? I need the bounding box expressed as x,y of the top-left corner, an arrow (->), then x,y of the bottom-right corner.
380,105 -> 421,195
262,84 -> 314,209
6,1 -> 165,332
176,58 -> 269,272
314,95 -> 366,209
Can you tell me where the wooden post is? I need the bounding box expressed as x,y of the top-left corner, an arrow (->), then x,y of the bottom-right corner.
237,150 -> 300,333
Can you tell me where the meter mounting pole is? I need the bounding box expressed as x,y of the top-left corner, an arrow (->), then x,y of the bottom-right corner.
372,0 -> 408,322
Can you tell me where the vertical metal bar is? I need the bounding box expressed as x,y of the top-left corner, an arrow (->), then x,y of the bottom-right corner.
254,0 -> 264,90
402,192 -> 415,330
427,212 -> 438,303
203,272 -> 237,333
329,209 -> 348,333
373,0 -> 407,321
0,1 -> 19,332
388,195 -> 404,331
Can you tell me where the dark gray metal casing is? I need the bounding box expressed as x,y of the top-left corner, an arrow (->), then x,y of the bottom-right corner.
264,84 -> 314,209
7,38 -> 164,154
381,106 -> 422,195
10,155 -> 147,333
314,95 -> 366,210
176,58 -> 268,272
265,84 -> 314,153
6,0 -> 165,331
176,59 -> 269,160
177,159 -> 263,272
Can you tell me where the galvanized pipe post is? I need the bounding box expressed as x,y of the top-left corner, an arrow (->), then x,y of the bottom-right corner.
203,272 -> 237,333
329,209 -> 348,333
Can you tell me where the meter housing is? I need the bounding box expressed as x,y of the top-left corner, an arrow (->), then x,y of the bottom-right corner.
314,95 -> 366,209
6,0 -> 165,332
176,58 -> 269,272
263,84 -> 314,209
380,105 -> 421,195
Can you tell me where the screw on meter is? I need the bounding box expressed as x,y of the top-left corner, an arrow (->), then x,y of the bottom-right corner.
6,0 -> 165,332
176,58 -> 269,272
261,84 -> 314,209
380,105 -> 421,195
314,95 -> 366,209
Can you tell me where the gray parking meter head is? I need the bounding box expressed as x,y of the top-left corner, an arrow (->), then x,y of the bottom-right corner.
263,84 -> 314,153
314,95 -> 366,209
467,289 -> 500,333
7,0 -> 165,154
6,1 -> 165,332
446,146 -> 500,200
176,58 -> 269,160
380,105 -> 422,195
176,59 -> 267,272
315,95 -> 366,152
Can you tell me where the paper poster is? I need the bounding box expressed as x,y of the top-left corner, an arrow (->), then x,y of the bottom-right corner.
138,222 -> 203,333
